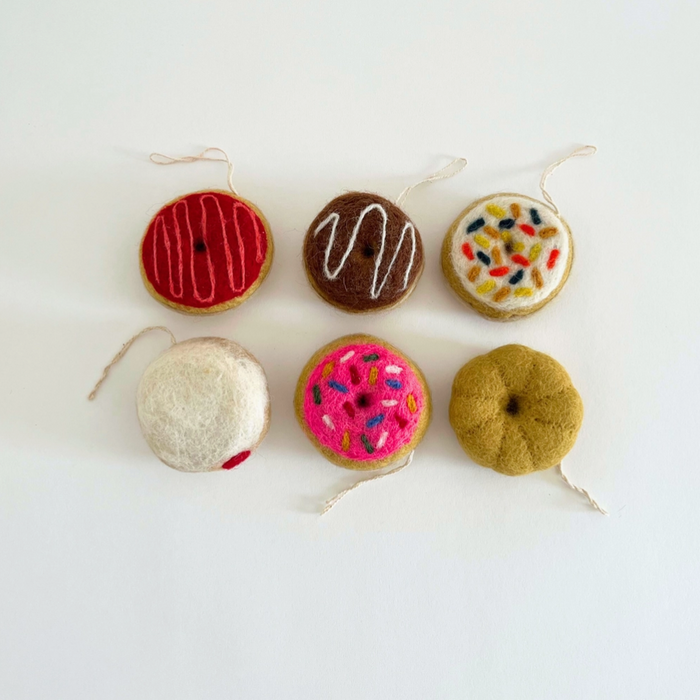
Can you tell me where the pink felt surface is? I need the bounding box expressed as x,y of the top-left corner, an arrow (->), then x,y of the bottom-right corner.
302,342 -> 425,461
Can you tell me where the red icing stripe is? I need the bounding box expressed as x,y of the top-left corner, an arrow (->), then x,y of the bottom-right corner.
519,224 -> 536,236
489,266 -> 510,277
547,249 -> 560,269
511,254 -> 530,267
462,242 -> 475,260
222,450 -> 251,470
141,191 -> 268,309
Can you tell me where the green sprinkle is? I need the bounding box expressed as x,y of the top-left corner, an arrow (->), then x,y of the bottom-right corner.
363,353 -> 379,362
361,435 -> 375,454
313,384 -> 322,405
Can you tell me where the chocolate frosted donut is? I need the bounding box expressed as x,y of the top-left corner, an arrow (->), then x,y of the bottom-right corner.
303,192 -> 424,312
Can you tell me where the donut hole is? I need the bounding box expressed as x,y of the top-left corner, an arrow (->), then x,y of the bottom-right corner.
362,244 -> 375,258
356,393 -> 373,409
194,239 -> 207,253
505,395 -> 520,417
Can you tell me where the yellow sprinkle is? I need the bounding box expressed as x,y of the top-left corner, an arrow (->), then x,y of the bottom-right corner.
369,366 -> 378,385
512,241 -> 525,253
486,203 -> 506,218
474,234 -> 490,249
514,287 -> 533,297
484,225 -> 499,240
468,265 -> 480,283
322,362 -> 334,378
492,246 -> 502,265
493,287 -> 510,302
528,243 -> 542,262
407,394 -> 417,414
477,280 -> 496,295
500,230 -> 511,243
342,431 -> 350,452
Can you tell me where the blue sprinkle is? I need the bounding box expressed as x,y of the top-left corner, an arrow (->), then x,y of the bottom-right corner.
476,251 -> 491,265
385,379 -> 403,390
467,218 -> 485,233
366,414 -> 385,428
499,218 -> 516,229
328,380 -> 349,393
509,269 -> 524,285
530,208 -> 541,225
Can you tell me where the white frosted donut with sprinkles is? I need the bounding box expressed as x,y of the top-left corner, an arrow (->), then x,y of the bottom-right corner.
294,334 -> 431,470
442,193 -> 573,320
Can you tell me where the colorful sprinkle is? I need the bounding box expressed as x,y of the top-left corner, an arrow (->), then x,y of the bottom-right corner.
492,246 -> 503,265
382,399 -> 398,407
512,241 -> 525,253
366,414 -> 385,428
322,415 -> 335,430
361,434 -> 374,454
494,287 -> 510,302
467,218 -> 485,233
328,380 -> 348,393
477,279 -> 496,295
474,234 -> 491,249
349,365 -> 361,385
386,379 -> 403,390
343,401 -> 355,418
547,249 -> 560,269
532,267 -> 544,288
486,203 -> 506,218
462,242 -> 474,260
539,227 -> 558,239
484,225 -> 499,240
514,287 -> 533,297
489,266 -> 510,277
477,251 -> 491,266
468,265 -> 480,282
385,365 -> 402,374
322,362 -> 334,378
530,208 -> 542,225
519,224 -> 536,236
395,415 -> 408,428
342,431 -> 350,451
407,394 -> 417,414
511,254 -> 530,267
510,203 -> 521,219
500,230 -> 512,243
313,385 -> 322,405
509,269 -> 524,285
528,243 -> 542,262
369,366 -> 378,385
363,353 -> 379,362
376,432 -> 388,449
499,218 -> 516,229
340,350 -> 354,363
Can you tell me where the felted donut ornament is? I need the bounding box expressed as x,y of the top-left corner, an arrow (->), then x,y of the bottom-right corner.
304,159 -> 467,313
141,148 -> 273,314
442,146 -> 596,320
89,327 -> 270,472
449,344 -> 607,514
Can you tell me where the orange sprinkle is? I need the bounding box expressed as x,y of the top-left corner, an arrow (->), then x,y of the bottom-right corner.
484,225 -> 499,240
342,431 -> 350,452
322,362 -> 335,378
539,227 -> 558,239
493,287 -> 510,302
407,394 -> 417,413
369,366 -> 378,385
492,247 -> 502,265
468,265 -> 480,283
532,267 -> 544,288
510,203 -> 521,219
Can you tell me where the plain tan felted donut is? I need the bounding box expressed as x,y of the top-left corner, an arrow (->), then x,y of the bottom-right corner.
449,344 -> 583,475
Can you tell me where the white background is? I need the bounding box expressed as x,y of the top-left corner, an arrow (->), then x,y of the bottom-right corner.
1,0 -> 698,698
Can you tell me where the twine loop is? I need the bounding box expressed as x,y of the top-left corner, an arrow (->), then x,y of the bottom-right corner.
557,462 -> 608,515
540,145 -> 597,215
396,157 -> 468,208
149,147 -> 239,195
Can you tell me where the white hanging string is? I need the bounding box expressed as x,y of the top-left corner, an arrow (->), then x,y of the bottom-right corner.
149,147 -> 239,195
557,462 -> 608,515
88,326 -> 176,400
540,145 -> 597,215
321,451 -> 415,516
396,157 -> 468,208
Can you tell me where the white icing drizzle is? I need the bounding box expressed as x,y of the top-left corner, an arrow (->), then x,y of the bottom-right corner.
314,203 -> 417,300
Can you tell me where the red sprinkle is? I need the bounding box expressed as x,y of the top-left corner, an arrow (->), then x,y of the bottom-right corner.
519,224 -> 536,236
511,254 -> 530,267
343,401 -> 355,418
547,249 -> 560,270
349,365 -> 361,385
489,266 -> 510,277
462,242 -> 474,260
222,451 -> 251,470
395,414 -> 408,428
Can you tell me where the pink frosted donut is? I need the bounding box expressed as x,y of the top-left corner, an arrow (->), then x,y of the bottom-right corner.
295,334 -> 431,470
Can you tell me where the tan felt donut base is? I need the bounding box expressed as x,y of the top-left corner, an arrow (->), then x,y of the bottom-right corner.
294,334 -> 432,471
139,189 -> 274,315
441,193 -> 573,321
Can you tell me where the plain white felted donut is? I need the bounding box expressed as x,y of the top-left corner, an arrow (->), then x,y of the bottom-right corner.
136,337 -> 270,472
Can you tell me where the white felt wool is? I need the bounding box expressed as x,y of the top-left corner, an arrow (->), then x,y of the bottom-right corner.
136,337 -> 270,472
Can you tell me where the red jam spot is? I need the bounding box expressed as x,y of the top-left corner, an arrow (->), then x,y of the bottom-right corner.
222,451 -> 251,470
